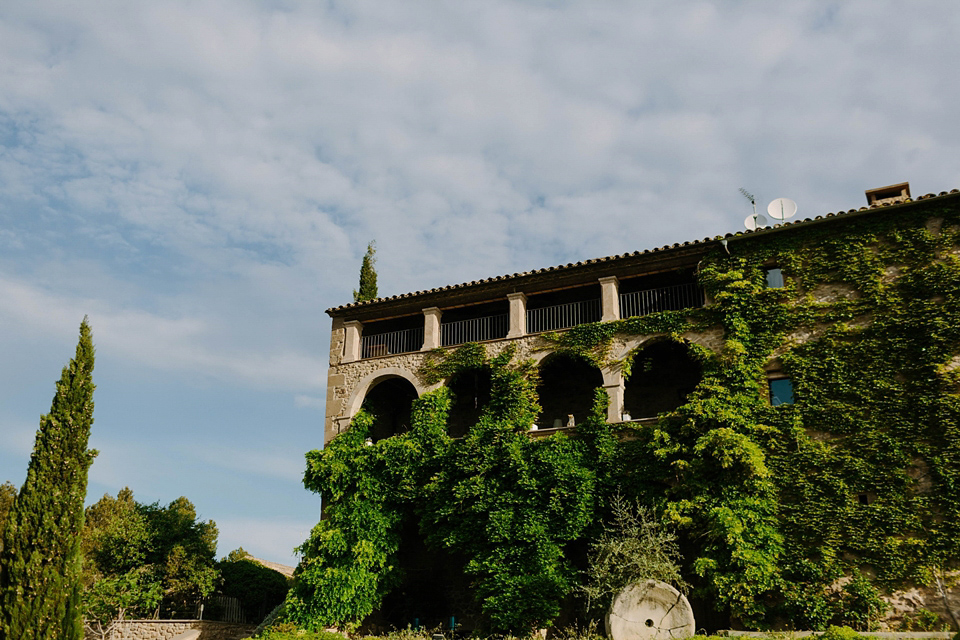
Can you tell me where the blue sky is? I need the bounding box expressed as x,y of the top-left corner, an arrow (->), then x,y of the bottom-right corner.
2,1 -> 959,566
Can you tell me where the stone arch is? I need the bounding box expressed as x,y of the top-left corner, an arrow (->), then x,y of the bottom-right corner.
536,352 -> 604,428
346,367 -> 424,442
623,339 -> 701,420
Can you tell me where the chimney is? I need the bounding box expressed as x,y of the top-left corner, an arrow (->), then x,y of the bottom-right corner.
865,182 -> 910,206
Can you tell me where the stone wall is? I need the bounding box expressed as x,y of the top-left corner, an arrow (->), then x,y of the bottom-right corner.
84,620 -> 256,640
324,327 -> 727,442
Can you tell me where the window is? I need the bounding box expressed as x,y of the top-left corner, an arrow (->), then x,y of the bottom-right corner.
764,267 -> 784,288
769,377 -> 794,406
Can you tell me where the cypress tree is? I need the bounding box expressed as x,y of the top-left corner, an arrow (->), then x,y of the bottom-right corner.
0,318 -> 98,640
353,241 -> 378,302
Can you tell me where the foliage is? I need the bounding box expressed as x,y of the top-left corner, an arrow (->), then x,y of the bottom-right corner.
218,549 -> 290,624
80,488 -> 219,627
901,608 -> 948,632
82,569 -> 162,640
354,241 -> 379,302
289,346 -> 616,635
0,482 -> 15,554
296,197 -> 960,633
551,620 -> 607,640
81,486 -> 162,637
820,625 -> 865,640
581,493 -> 686,613
0,318 -> 97,640
256,624 -> 346,640
139,495 -> 219,615
834,573 -> 887,631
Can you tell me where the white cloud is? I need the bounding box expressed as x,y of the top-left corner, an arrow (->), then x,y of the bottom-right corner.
3,0 -> 960,568
0,275 -> 326,390
186,446 -> 306,484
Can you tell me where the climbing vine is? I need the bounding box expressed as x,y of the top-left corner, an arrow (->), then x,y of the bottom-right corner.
290,197 -> 960,633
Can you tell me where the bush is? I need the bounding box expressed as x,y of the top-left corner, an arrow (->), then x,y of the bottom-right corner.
581,493 -> 685,614
821,626 -> 863,640
834,573 -> 886,631
218,551 -> 290,624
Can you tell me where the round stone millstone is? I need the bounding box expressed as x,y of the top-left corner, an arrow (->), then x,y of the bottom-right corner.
605,580 -> 695,640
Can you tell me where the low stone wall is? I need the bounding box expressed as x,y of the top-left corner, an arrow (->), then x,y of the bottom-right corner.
84,619 -> 256,640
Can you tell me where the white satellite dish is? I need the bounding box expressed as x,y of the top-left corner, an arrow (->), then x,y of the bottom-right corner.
744,214 -> 768,231
767,198 -> 797,221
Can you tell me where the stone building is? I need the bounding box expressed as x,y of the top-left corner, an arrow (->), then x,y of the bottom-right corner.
318,183 -> 960,631
324,182 -> 939,445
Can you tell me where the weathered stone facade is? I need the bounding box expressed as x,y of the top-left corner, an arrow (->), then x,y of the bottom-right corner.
322,185 -> 960,630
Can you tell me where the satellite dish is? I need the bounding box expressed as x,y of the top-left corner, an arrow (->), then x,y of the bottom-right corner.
767,198 -> 797,221
744,214 -> 768,231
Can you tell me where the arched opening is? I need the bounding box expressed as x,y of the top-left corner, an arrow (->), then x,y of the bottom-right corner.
362,377 -> 419,442
623,341 -> 701,419
537,353 -> 604,428
372,519 -> 479,633
446,367 -> 492,438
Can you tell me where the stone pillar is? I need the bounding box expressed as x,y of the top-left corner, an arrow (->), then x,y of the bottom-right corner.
599,276 -> 620,322
602,365 -> 624,423
342,320 -> 362,363
507,292 -> 527,338
422,307 -> 442,350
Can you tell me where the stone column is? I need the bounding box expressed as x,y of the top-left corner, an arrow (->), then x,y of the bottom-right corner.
599,276 -> 620,322
507,292 -> 528,338
342,320 -> 362,363
602,365 -> 624,423
422,307 -> 442,350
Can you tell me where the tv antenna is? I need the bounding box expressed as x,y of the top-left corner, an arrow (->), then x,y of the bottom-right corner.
740,188 -> 767,230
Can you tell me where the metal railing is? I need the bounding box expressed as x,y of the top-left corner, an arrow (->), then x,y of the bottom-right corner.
526,298 -> 601,333
619,283 -> 704,318
442,313 -> 509,346
361,327 -> 424,358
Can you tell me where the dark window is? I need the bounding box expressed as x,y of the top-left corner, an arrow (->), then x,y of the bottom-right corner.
769,377 -> 794,406
764,267 -> 784,288
363,377 -> 418,441
623,341 -> 702,419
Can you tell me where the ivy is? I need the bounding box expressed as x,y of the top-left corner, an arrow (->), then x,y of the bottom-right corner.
292,198 -> 960,633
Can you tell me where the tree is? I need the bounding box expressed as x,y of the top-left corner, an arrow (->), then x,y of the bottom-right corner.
217,548 -> 290,624
81,489 -> 162,638
0,318 -> 97,640
353,241 -> 378,302
80,489 -> 220,625
139,496 -> 219,616
0,483 -> 15,554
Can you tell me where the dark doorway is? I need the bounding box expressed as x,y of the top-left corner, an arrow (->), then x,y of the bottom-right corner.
374,520 -> 480,633
623,341 -> 701,419
446,367 -> 492,438
363,377 -> 418,442
537,353 -> 604,428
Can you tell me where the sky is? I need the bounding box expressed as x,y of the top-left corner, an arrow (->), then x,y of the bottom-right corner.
2,1 -> 959,567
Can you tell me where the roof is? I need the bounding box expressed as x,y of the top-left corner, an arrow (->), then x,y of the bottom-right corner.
327,189 -> 960,318
249,556 -> 295,579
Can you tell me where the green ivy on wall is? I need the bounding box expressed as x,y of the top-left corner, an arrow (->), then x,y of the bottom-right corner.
289,198 -> 960,634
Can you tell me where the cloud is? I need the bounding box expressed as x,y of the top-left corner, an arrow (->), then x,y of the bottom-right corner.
3,0 -> 960,574
186,446 -> 306,484
0,275 -> 326,390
